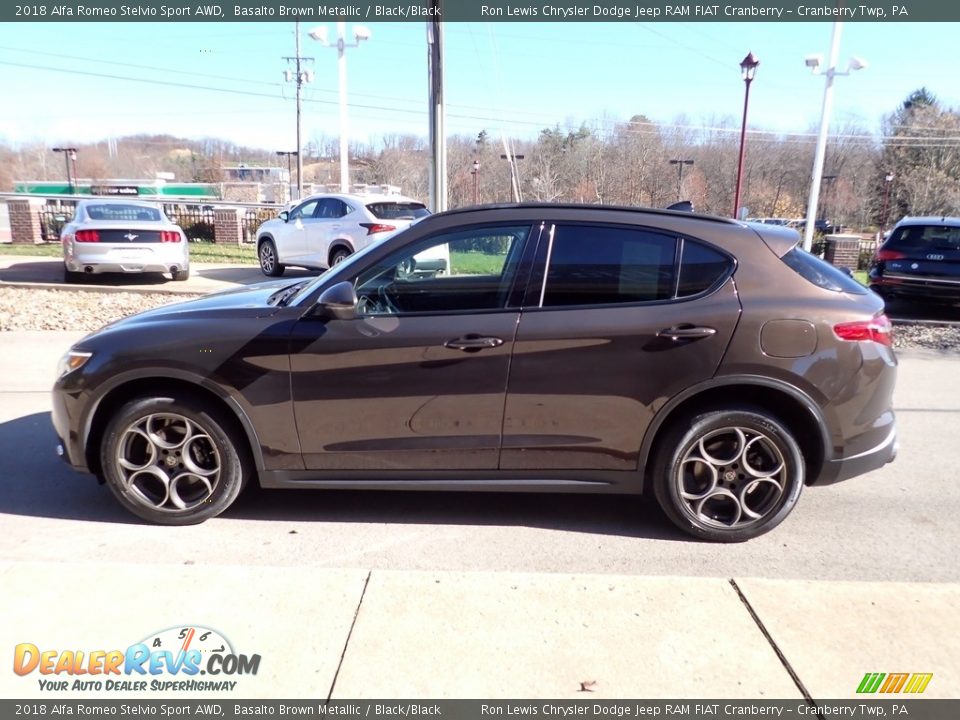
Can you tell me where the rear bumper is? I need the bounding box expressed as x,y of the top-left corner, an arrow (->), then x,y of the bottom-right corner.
870,274 -> 960,301
815,423 -> 898,485
65,260 -> 188,275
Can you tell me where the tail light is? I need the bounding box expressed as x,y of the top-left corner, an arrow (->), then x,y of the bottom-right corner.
833,314 -> 893,347
876,248 -> 905,261
359,223 -> 397,236
75,230 -> 99,242
160,231 -> 181,243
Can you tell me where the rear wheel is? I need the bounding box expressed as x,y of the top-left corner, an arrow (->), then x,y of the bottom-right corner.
99,395 -> 249,525
329,246 -> 351,266
171,267 -> 190,282
259,239 -> 284,277
653,406 -> 804,542
63,265 -> 84,283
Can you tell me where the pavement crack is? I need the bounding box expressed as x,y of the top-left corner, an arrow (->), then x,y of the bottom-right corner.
325,570 -> 371,703
729,579 -> 822,719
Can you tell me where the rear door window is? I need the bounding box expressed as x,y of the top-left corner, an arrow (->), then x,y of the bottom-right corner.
676,240 -> 733,297
541,225 -> 677,307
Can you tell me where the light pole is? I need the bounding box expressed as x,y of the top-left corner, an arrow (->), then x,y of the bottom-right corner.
310,23 -> 371,193
282,22 -> 315,201
500,153 -> 524,202
669,159 -> 694,203
801,22 -> 867,250
470,159 -> 480,205
276,151 -> 298,203
733,52 -> 759,219
52,147 -> 77,194
820,174 -> 837,231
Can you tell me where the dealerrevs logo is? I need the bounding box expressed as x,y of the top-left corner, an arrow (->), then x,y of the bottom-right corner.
13,625 -> 261,692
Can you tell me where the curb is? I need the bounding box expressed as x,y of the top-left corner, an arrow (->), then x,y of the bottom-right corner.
0,279 -> 203,295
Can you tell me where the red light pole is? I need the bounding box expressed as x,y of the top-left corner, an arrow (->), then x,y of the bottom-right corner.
732,52 -> 759,219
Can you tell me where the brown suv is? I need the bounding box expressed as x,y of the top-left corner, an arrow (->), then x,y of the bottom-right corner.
52,204 -> 897,541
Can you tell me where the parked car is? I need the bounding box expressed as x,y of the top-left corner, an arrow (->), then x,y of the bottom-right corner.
869,216 -> 960,303
60,200 -> 190,282
255,192 -> 433,277
52,203 -> 897,541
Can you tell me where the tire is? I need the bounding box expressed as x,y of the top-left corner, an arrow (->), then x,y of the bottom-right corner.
259,239 -> 285,277
63,265 -> 84,283
99,395 -> 250,525
171,267 -> 190,282
653,406 -> 804,542
329,246 -> 351,266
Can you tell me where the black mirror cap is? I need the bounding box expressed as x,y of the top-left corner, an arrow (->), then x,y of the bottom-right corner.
313,280 -> 358,321
279,211 -> 289,222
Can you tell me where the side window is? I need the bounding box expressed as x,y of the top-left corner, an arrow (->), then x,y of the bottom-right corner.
290,200 -> 319,220
542,225 -> 677,307
353,225 -> 530,315
318,199 -> 350,219
676,240 -> 733,297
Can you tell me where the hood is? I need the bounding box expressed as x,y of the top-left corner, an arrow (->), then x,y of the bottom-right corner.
78,278 -> 300,342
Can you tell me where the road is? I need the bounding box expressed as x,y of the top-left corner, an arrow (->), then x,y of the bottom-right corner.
0,331 -> 957,583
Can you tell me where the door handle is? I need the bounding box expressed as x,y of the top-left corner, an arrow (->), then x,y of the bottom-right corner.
657,325 -> 717,341
444,335 -> 504,352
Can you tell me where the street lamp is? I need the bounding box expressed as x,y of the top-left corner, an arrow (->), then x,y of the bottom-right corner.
801,21 -> 867,250
310,23 -> 371,193
668,159 -> 694,203
52,147 -> 78,194
470,159 -> 480,205
733,52 -> 759,219
276,151 -> 298,203
880,173 -> 894,231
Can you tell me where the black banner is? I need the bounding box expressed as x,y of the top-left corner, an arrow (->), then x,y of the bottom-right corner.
2,700 -> 959,719
1,0 -> 950,23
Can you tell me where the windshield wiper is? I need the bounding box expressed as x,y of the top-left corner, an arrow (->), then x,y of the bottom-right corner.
269,280 -> 310,307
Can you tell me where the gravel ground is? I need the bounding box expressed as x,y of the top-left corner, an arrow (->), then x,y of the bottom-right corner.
1,286 -> 959,351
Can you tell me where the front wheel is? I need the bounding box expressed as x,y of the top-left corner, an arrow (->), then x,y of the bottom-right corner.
259,239 -> 285,277
99,396 -> 249,525
653,407 -> 804,542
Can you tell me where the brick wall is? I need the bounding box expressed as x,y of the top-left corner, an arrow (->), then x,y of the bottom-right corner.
824,234 -> 860,269
213,209 -> 243,245
7,198 -> 44,244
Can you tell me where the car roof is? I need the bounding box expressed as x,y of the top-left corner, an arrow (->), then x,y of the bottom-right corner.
893,216 -> 960,227
430,202 -> 739,226
300,193 -> 422,204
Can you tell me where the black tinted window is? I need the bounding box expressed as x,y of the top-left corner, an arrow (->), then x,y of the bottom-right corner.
367,202 -> 430,220
86,204 -> 161,222
886,224 -> 960,251
677,240 -> 731,297
782,248 -> 866,294
543,225 -> 676,307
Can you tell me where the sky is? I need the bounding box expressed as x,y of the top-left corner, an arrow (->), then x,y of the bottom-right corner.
0,21 -> 956,152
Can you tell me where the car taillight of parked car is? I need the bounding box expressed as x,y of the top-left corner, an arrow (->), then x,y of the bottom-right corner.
833,314 -> 893,347
75,230 -> 100,243
876,248 -> 905,261
359,223 -> 397,236
160,231 -> 182,243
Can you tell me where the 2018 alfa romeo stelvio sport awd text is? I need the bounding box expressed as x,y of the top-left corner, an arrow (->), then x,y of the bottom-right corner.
52,204 -> 898,542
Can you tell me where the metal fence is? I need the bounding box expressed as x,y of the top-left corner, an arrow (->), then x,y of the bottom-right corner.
164,205 -> 216,242
37,204 -> 76,242
243,208 -> 278,243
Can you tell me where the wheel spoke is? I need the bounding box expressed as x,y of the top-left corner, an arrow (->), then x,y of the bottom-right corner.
169,473 -> 215,510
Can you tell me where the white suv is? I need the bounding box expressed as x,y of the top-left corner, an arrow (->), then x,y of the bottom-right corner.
255,193 -> 437,277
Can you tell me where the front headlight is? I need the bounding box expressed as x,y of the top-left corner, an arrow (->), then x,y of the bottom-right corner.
57,350 -> 92,378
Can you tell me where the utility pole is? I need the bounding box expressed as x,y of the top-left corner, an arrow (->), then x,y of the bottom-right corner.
52,147 -> 77,194
470,159 -> 480,205
283,22 -> 313,201
500,154 -> 524,202
427,11 -> 447,212
669,159 -> 694,203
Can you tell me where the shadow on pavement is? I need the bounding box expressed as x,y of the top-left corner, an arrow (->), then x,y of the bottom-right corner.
0,411 -> 688,540
194,266 -> 317,284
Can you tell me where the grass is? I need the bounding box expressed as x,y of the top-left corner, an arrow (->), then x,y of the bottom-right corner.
449,251 -> 505,276
1,241 -> 259,265
854,270 -> 868,286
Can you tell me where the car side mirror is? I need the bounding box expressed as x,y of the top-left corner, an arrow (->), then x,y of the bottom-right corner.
279,211 -> 289,222
311,280 -> 357,321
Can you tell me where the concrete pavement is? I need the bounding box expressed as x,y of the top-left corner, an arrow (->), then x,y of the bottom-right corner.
1,329 -> 958,699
